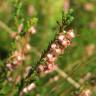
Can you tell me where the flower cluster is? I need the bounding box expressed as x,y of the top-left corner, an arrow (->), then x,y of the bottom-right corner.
38,29 -> 75,74
6,48 -> 30,71
6,24 -> 36,71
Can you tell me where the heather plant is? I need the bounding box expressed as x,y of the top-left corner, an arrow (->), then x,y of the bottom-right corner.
0,0 -> 96,96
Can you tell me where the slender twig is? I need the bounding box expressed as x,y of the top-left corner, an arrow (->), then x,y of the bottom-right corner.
55,66 -> 80,89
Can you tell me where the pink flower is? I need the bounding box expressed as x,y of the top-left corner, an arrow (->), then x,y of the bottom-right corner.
28,26 -> 36,34
58,34 -> 65,42
6,63 -> 13,71
66,29 -> 75,39
51,43 -> 57,49
45,63 -> 56,74
47,53 -> 56,62
38,65 -> 44,72
62,39 -> 70,47
47,63 -> 54,70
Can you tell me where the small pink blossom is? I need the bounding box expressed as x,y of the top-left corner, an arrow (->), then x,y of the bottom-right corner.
62,39 -> 70,47
47,53 -> 53,59
58,34 -> 65,42
6,63 -> 13,71
51,43 -> 57,49
28,26 -> 36,34
38,65 -> 44,72
66,29 -> 75,39
47,63 -> 54,70
47,53 -> 56,62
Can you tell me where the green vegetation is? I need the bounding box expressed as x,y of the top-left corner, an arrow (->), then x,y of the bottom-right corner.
0,0 -> 96,96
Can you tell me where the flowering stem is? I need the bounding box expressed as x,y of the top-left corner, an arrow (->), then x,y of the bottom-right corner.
19,10 -> 75,94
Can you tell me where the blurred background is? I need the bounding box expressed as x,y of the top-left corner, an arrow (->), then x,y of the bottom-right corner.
0,0 -> 96,96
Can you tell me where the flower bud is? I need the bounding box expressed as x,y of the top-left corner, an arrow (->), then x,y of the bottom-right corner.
58,34 -> 65,42
38,65 -> 44,72
28,26 -> 36,34
51,43 -> 57,49
47,63 -> 53,70
66,29 -> 75,39
47,53 -> 53,60
47,53 -> 56,62
6,63 -> 13,70
62,39 -> 70,47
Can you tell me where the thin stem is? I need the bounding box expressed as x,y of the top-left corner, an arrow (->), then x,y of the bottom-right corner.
55,66 -> 80,89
